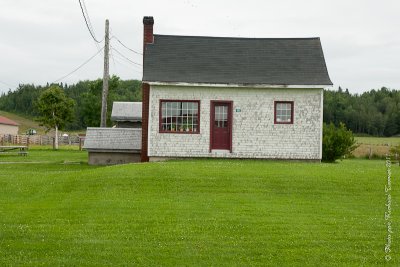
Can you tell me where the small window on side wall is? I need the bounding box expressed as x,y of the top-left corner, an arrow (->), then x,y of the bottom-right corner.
274,101 -> 294,124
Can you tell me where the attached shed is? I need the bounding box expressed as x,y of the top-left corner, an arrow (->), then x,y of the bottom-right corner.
111,102 -> 142,128
0,116 -> 19,135
83,127 -> 141,165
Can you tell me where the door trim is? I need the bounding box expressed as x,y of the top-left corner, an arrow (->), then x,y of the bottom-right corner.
210,100 -> 233,153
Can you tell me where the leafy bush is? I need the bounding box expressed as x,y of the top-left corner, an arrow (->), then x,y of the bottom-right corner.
322,122 -> 357,162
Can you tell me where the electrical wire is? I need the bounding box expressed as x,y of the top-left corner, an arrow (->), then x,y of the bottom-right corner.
111,35 -> 142,55
52,46 -> 104,83
112,52 -> 142,71
81,0 -> 101,50
78,0 -> 102,43
112,47 -> 142,66
109,45 -> 116,69
111,56 -> 142,75
0,80 -> 16,88
81,0 -> 95,35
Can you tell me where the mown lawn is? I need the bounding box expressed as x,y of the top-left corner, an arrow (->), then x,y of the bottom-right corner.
0,149 -> 398,266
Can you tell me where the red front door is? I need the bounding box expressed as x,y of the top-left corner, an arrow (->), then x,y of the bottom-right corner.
211,101 -> 232,150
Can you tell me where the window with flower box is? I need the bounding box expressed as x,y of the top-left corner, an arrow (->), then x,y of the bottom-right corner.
274,101 -> 294,124
160,100 -> 200,133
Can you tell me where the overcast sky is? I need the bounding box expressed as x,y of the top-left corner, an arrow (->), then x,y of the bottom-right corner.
1,0 -> 399,94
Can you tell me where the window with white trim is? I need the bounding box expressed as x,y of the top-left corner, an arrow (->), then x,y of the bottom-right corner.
160,101 -> 200,133
275,101 -> 294,124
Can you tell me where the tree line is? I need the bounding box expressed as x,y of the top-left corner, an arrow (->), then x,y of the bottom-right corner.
0,76 -> 141,130
324,87 -> 400,137
0,81 -> 399,136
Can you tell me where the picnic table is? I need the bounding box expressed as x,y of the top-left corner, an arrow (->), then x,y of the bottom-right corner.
0,146 -> 28,156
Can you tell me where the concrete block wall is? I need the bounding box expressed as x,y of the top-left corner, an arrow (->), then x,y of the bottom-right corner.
148,85 -> 323,160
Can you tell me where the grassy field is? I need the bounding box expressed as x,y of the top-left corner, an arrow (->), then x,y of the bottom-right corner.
0,110 -> 85,135
353,137 -> 400,158
355,136 -> 400,145
0,110 -> 46,135
0,145 -> 86,163
0,149 -> 399,266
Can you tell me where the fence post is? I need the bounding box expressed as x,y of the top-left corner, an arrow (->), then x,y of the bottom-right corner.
369,145 -> 372,159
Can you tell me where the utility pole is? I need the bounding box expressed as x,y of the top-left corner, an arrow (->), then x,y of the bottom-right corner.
100,19 -> 109,127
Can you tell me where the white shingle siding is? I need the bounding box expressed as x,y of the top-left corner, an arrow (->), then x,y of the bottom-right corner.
148,85 -> 323,160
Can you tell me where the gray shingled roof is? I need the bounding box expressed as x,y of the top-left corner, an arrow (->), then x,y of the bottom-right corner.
143,35 -> 332,86
83,127 -> 141,152
111,102 -> 142,122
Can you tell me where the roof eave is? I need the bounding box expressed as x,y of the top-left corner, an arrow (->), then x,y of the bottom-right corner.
0,122 -> 19,126
144,81 -> 333,89
84,148 -> 141,153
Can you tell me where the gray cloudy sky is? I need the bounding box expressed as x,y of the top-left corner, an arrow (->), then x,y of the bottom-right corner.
1,0 -> 399,94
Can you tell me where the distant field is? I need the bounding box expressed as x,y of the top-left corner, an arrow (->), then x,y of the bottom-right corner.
0,110 -> 85,135
0,149 -> 398,265
355,136 -> 400,145
0,110 -> 46,135
353,137 -> 400,158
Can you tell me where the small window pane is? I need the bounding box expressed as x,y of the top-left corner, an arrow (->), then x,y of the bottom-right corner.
214,105 -> 228,128
275,102 -> 293,124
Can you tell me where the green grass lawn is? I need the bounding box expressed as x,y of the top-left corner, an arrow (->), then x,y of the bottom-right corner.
0,150 -> 399,266
0,146 -> 87,163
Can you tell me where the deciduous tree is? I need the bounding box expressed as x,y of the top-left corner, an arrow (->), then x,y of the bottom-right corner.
36,85 -> 75,149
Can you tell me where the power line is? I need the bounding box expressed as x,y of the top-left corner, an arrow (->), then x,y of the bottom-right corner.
111,56 -> 142,75
111,35 -> 142,55
78,0 -> 102,43
112,50 -> 142,70
81,0 -> 95,35
110,47 -> 138,66
81,0 -> 101,50
110,46 -> 116,68
112,52 -> 142,71
112,47 -> 143,66
0,80 -> 16,88
52,46 -> 104,83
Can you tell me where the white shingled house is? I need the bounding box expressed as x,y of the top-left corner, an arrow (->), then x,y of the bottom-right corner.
140,17 -> 332,162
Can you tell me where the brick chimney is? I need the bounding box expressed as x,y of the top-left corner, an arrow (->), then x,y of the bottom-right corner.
141,16 -> 154,162
143,16 -> 154,47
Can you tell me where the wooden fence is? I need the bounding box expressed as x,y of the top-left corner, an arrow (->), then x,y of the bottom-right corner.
0,134 -> 82,146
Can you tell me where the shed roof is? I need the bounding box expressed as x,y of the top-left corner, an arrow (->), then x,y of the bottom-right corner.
143,35 -> 332,86
0,116 -> 19,126
83,127 -> 141,152
111,102 -> 142,121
